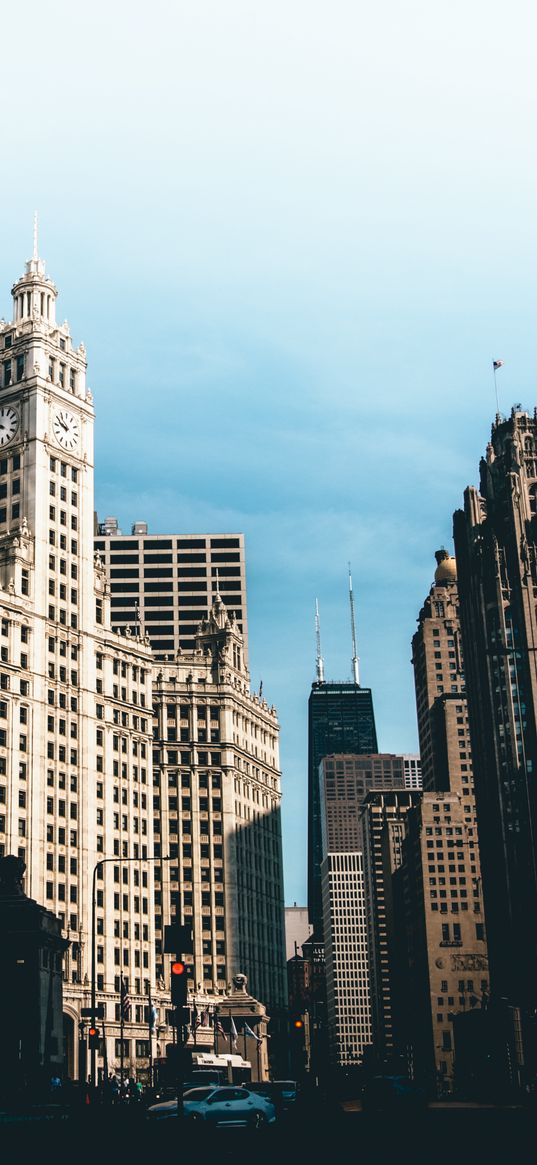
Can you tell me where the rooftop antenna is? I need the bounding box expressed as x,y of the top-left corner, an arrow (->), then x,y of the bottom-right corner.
33,211 -> 39,261
315,599 -> 325,683
348,563 -> 360,685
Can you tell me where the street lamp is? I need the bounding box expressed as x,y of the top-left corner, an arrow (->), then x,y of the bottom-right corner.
90,853 -> 171,1089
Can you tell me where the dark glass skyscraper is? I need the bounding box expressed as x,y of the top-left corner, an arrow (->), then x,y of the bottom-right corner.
307,681 -> 378,936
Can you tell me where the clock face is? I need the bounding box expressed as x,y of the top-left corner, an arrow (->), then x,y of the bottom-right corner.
53,410 -> 79,451
0,406 -> 19,446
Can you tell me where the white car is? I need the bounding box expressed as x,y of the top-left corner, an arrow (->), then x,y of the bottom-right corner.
147,1085 -> 277,1128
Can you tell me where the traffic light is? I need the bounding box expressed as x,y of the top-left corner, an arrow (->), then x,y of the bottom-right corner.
170,960 -> 188,1006
88,1026 -> 100,1050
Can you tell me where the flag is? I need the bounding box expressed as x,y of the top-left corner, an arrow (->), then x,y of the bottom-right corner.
230,1016 -> 238,1049
243,1022 -> 262,1044
149,1005 -> 157,1032
193,1006 -> 201,1030
201,1008 -> 210,1027
120,979 -> 131,1021
493,360 -> 505,371
216,1018 -> 225,1036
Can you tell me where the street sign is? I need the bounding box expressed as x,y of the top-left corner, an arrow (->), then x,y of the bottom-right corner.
81,1006 -> 105,1018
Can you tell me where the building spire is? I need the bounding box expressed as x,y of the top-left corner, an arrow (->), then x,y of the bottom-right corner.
315,599 -> 325,683
348,564 -> 360,685
33,211 -> 39,262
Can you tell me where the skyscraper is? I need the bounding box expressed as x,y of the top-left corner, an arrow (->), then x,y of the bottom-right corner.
399,548 -> 488,1093
319,753 -> 415,1067
308,687 -> 378,936
454,409 -> 537,1023
0,232 -> 287,1084
0,235 -> 156,1077
94,520 -> 248,662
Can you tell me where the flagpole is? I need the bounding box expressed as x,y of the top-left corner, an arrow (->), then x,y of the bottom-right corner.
494,367 -> 500,416
215,1006 -> 219,1056
243,1021 -> 247,1064
229,1015 -> 233,1056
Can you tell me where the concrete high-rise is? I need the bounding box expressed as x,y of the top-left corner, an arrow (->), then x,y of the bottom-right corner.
454,409 -> 537,1027
94,520 -> 247,662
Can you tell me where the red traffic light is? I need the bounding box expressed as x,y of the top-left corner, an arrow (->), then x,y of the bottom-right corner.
88,1026 -> 97,1037
171,961 -> 186,975
293,1018 -> 304,1029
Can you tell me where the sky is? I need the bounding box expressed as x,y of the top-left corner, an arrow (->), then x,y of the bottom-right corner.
2,1 -> 537,904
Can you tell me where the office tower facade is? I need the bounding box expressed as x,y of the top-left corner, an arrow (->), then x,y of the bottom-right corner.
453,409 -> 537,1023
322,851 -> 371,1066
308,683 -> 377,937
394,791 -> 489,1093
94,521 -> 247,663
402,549 -> 488,1093
361,789 -> 421,1063
151,593 -> 287,1017
319,752 -> 416,1068
0,241 -> 157,1077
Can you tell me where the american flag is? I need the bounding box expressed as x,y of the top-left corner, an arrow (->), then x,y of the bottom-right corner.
120,979 -> 131,1021
215,1018 -> 225,1036
493,359 -> 505,371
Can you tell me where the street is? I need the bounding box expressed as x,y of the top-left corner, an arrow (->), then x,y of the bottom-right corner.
1,1095 -> 535,1164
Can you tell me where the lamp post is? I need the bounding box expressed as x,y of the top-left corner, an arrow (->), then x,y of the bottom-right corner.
90,853 -> 171,1089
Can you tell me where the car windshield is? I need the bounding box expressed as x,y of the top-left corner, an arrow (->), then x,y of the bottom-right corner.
183,1087 -> 214,1101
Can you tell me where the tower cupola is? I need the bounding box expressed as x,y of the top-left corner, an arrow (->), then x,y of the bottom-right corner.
10,216 -> 58,326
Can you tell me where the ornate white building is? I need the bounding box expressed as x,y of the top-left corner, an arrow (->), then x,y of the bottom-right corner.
0,235 -> 286,1080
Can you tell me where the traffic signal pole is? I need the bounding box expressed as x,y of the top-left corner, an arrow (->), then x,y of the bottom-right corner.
166,922 -> 193,1120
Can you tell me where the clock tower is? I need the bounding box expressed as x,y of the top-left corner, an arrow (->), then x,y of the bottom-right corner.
0,231 -> 156,1081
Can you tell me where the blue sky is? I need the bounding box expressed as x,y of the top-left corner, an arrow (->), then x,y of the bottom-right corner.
2,1 -> 537,903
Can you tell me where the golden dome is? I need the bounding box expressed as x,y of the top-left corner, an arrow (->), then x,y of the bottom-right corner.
434,549 -> 457,585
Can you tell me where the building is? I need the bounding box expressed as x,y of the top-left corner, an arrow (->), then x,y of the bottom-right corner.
361,789 -> 421,1065
308,683 -> 378,937
94,519 -> 247,662
0,237 -> 157,1078
285,904 -> 312,962
0,233 -> 287,1084
319,752 -> 415,1069
397,548 -> 489,1094
453,409 -> 537,1036
150,593 -> 287,1019
394,791 -> 489,1094
322,850 -> 371,1068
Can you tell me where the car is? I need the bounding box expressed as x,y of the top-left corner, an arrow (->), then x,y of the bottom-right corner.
272,1080 -> 298,1108
361,1075 -> 427,1113
147,1085 -> 276,1127
185,1085 -> 277,1128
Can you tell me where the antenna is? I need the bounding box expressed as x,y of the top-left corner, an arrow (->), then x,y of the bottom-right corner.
348,564 -> 360,685
33,211 -> 39,261
315,599 -> 325,683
